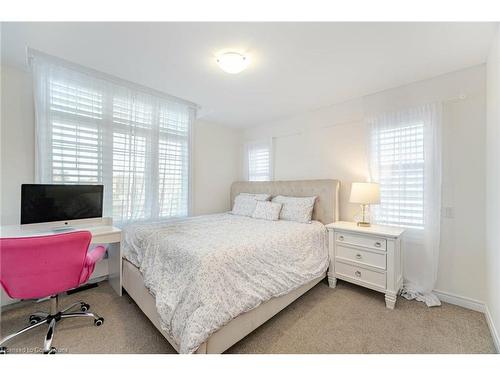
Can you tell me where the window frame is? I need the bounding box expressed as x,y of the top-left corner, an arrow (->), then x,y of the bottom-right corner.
245,139 -> 274,182
371,121 -> 426,230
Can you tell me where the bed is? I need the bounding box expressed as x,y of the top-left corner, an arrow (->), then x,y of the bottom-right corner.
121,179 -> 340,354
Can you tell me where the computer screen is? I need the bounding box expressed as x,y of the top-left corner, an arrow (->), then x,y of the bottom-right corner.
21,184 -> 103,225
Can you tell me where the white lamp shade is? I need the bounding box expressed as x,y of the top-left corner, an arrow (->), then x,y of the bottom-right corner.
350,182 -> 380,204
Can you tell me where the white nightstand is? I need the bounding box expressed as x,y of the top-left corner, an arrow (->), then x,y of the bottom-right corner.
325,221 -> 405,309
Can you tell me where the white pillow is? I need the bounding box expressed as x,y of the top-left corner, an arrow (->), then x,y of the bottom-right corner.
252,201 -> 283,221
231,193 -> 271,217
238,193 -> 271,201
271,195 -> 317,223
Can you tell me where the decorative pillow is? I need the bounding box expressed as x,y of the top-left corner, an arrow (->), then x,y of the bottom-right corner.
231,193 -> 271,217
271,195 -> 317,223
238,193 -> 271,201
252,201 -> 283,221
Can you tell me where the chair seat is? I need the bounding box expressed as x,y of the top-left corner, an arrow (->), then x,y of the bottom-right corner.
0,232 -> 107,300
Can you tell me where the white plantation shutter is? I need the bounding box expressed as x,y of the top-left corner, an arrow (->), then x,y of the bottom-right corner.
246,140 -> 273,181
31,50 -> 196,224
38,78 -> 105,183
371,122 -> 425,229
157,102 -> 190,217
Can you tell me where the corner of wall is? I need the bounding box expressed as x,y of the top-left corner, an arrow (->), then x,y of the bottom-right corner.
485,23 -> 500,354
485,304 -> 500,353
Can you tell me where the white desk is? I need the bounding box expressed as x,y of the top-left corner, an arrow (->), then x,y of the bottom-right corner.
0,217 -> 122,302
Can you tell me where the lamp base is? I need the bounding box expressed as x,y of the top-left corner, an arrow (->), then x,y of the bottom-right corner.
357,221 -> 371,227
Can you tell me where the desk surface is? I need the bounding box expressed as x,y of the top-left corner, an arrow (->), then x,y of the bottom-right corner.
0,224 -> 121,238
0,217 -> 121,241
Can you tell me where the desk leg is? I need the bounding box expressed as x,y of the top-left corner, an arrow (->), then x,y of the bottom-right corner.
107,242 -> 122,296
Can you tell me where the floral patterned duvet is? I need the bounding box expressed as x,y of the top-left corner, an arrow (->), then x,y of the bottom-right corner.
122,213 -> 328,353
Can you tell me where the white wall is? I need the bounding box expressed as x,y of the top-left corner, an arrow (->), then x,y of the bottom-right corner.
244,65 -> 488,302
0,65 -> 35,226
0,64 -> 243,225
244,98 -> 368,221
486,26 -> 500,351
192,120 -> 242,215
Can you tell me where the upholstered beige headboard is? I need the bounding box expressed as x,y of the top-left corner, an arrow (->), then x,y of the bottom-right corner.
230,179 -> 340,224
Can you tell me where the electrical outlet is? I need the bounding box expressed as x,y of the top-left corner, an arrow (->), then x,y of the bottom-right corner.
442,206 -> 455,219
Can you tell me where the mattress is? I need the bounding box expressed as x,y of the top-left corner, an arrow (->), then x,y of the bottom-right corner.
122,213 -> 328,353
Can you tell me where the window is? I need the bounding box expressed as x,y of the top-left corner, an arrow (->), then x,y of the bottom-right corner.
368,103 -> 443,303
246,140 -> 273,181
31,50 -> 196,224
371,122 -> 424,229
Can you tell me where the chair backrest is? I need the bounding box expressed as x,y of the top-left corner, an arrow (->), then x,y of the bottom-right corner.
0,231 -> 92,299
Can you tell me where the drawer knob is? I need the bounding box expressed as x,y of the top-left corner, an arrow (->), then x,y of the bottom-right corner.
374,242 -> 381,248
338,235 -> 344,241
355,253 -> 362,259
355,271 -> 362,277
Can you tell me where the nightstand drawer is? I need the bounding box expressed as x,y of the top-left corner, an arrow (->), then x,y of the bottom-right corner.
336,232 -> 387,251
336,245 -> 386,270
335,261 -> 386,290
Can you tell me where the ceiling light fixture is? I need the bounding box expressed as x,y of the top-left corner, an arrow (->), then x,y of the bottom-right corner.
216,52 -> 249,74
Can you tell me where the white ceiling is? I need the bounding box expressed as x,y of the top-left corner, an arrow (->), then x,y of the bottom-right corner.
1,22 -> 497,127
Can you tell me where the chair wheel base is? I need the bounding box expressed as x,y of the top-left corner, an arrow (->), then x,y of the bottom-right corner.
29,315 -> 43,325
1,297 -> 103,353
94,317 -> 104,326
44,347 -> 57,354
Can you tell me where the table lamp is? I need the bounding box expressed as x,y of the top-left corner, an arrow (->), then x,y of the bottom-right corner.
350,182 -> 380,227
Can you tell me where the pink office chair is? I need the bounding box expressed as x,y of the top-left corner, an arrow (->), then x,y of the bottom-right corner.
0,231 -> 107,354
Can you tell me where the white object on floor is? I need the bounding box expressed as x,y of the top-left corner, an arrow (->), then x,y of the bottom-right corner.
0,217 -> 122,305
401,282 -> 441,307
326,221 -> 405,309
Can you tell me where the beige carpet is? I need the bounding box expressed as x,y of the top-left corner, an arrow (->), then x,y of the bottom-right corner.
0,279 -> 496,354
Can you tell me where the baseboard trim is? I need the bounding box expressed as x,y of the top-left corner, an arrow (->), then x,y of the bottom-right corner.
485,305 -> 500,353
433,289 -> 485,312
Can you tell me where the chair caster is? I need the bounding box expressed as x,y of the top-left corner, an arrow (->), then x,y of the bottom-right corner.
0,347 -> 7,354
44,347 -> 57,354
94,317 -> 104,326
29,315 -> 43,325
80,303 -> 90,312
